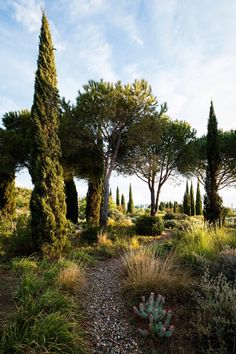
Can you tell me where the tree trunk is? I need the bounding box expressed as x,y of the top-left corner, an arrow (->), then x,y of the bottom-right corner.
150,186 -> 156,216
155,184 -> 161,215
0,172 -> 16,219
100,174 -> 110,228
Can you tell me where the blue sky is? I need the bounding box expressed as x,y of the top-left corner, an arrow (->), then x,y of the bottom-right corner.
0,0 -> 235,207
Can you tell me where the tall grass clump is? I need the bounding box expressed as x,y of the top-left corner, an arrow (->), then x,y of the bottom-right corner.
175,226 -> 236,268
0,257 -> 86,353
194,271 -> 236,353
122,246 -> 190,296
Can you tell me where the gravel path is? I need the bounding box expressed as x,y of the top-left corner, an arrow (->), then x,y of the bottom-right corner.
81,258 -> 143,354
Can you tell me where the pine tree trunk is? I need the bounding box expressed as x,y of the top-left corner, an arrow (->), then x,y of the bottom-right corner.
100,174 -> 110,228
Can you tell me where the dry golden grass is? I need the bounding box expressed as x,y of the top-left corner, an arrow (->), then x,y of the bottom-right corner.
121,246 -> 191,296
57,263 -> 84,291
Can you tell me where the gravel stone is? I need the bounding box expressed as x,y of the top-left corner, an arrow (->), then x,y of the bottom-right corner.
81,258 -> 143,354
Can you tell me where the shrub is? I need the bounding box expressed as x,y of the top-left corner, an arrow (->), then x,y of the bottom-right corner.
194,271 -> 236,353
163,213 -> 175,221
8,215 -> 33,256
80,224 -> 99,244
135,215 -> 164,236
164,220 -> 177,229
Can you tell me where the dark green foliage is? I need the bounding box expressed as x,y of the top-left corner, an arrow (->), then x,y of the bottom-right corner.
135,215 -> 164,236
190,181 -> 195,216
204,102 -> 223,225
81,224 -> 99,244
0,172 -> 16,219
163,213 -> 175,220
29,13 -> 67,251
195,180 -> 202,215
86,178 -> 103,226
159,202 -> 164,211
164,220 -> 177,229
121,193 -> 126,212
116,186 -> 120,206
7,215 -> 33,256
65,177 -> 78,224
127,183 -> 134,214
183,181 -> 191,216
173,201 -> 178,213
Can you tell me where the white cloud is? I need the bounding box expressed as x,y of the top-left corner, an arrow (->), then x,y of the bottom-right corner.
10,0 -> 43,32
79,25 -> 117,82
60,0 -> 106,19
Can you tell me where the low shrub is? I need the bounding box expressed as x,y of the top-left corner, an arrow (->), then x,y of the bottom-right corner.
194,271 -> 236,353
57,263 -> 84,291
163,213 -> 176,221
80,224 -> 99,244
135,215 -> 164,236
164,220 -> 177,229
7,215 -> 33,256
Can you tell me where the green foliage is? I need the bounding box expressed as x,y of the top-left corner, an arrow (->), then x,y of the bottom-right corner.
116,186 -> 120,206
80,224 -> 99,244
195,180 -> 202,215
121,193 -> 126,212
135,215 -> 164,236
134,292 -> 174,337
127,183 -> 134,214
0,173 -> 16,219
0,257 -> 85,353
29,13 -> 67,251
15,187 -> 31,210
7,215 -> 32,256
163,212 -> 175,220
164,220 -> 177,229
204,102 -> 222,225
190,181 -> 195,216
194,272 -> 236,353
86,178 -> 103,225
65,177 -> 78,224
183,181 -> 191,216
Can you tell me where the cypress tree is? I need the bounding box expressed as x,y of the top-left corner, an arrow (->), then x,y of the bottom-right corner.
127,183 -> 134,214
29,13 -> 67,250
0,172 -> 16,219
190,181 -> 195,216
173,201 -> 178,213
116,186 -> 120,206
86,177 -> 103,225
65,176 -> 78,224
121,193 -> 126,212
196,180 -> 202,215
159,202 -> 164,211
183,181 -> 191,215
203,101 -> 222,225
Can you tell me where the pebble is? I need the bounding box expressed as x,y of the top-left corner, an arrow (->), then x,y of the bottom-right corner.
81,258 -> 143,354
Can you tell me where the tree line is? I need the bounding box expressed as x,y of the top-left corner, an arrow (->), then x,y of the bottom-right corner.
0,13 -> 235,251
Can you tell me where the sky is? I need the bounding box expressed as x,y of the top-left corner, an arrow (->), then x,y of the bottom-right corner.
0,0 -> 235,208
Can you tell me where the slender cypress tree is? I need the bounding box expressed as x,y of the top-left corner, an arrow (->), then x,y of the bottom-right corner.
121,193 -> 126,212
127,183 -> 134,214
196,180 -> 202,215
0,172 -> 16,219
159,202 -> 164,211
116,186 -> 120,206
173,201 -> 178,213
65,176 -> 78,224
29,13 -> 67,250
190,181 -> 195,216
203,101 -> 222,225
183,181 -> 191,215
86,177 -> 103,225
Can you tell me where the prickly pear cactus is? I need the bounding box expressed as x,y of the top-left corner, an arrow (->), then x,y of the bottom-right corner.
133,292 -> 174,338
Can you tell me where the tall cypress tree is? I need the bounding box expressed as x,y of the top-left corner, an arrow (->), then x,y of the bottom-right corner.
190,181 -> 195,216
203,101 -> 222,225
29,13 -> 67,250
65,176 -> 78,224
116,186 -> 120,206
127,183 -> 134,214
121,193 -> 126,212
196,180 -> 202,215
0,172 -> 16,219
183,181 -> 191,216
